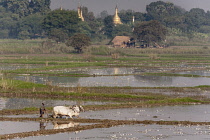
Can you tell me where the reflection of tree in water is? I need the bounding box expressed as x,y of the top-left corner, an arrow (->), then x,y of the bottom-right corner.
89,68 -> 134,75
134,75 -> 173,86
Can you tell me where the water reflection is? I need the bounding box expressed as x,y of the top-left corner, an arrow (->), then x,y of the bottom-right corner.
13,74 -> 210,87
8,67 -> 210,87
178,70 -> 210,76
50,67 -> 136,75
0,121 -> 81,134
13,124 -> 210,140
48,67 -> 172,75
0,97 -> 114,110
81,105 -> 210,122
53,121 -> 80,129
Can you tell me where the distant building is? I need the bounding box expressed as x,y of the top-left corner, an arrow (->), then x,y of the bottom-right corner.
111,36 -> 130,48
111,36 -> 136,48
113,5 -> 122,25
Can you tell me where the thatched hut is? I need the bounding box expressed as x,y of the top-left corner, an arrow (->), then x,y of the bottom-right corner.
111,36 -> 130,48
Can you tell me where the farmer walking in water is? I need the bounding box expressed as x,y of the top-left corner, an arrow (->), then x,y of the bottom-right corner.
40,103 -> 46,118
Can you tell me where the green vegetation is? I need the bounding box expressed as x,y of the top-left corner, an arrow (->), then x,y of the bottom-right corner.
0,79 -> 46,89
133,20 -> 167,46
0,0 -> 210,48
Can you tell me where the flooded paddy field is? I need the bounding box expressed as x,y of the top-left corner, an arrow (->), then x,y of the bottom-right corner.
0,121 -> 52,134
81,104 -> 210,122
1,54 -> 210,139
6,66 -> 210,88
12,124 -> 210,140
5,104 -> 210,122
0,97 -> 114,110
0,120 -> 86,135
12,73 -> 210,87
178,70 -> 210,76
2,104 -> 210,139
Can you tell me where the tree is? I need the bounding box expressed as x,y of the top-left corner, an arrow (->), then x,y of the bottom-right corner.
0,0 -> 50,17
66,33 -> 91,53
146,1 -> 185,23
77,22 -> 92,36
42,9 -> 81,38
29,0 -> 51,15
81,6 -> 95,22
17,14 -> 45,39
119,9 -> 133,24
112,24 -> 133,37
48,28 -> 68,43
0,0 -> 29,17
134,12 -> 146,22
99,10 -> 109,20
184,8 -> 207,32
103,15 -> 114,38
133,20 -> 167,46
18,30 -> 30,39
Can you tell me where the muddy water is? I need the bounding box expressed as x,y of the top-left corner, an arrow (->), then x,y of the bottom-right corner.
7,105 -> 210,122
51,67 -> 137,75
81,105 -> 210,122
178,70 -> 210,76
0,121 -> 52,134
13,124 -> 210,140
0,121 -> 39,134
10,67 -> 210,87
0,121 -> 83,135
0,97 -> 114,110
13,74 -> 210,87
12,105 -> 210,139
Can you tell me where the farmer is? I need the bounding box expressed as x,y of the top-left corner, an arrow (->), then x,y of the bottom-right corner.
40,103 -> 46,118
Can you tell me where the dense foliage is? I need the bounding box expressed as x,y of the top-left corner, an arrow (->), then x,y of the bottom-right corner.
0,0 -> 50,39
0,0 -> 210,47
134,20 -> 167,46
42,9 -> 81,41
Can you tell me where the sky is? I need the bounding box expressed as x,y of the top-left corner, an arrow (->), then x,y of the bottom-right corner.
50,0 -> 210,16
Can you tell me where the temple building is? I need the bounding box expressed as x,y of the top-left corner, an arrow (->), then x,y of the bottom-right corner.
78,5 -> 85,21
113,5 -> 122,25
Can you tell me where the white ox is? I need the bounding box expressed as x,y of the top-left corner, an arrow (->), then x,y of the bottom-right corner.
53,105 -> 84,118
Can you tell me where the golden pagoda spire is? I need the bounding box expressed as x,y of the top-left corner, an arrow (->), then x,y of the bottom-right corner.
113,5 -> 122,25
78,3 -> 84,21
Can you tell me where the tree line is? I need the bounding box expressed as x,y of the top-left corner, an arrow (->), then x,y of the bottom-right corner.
0,0 -> 210,49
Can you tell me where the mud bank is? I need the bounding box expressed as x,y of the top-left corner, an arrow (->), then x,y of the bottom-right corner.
1,117 -> 210,139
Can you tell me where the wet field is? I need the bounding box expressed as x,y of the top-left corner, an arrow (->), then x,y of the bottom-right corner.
0,97 -> 114,110
1,64 -> 210,139
11,68 -> 210,87
12,124 -> 210,140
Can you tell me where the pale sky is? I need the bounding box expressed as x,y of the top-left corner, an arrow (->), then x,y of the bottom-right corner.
50,0 -> 210,16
